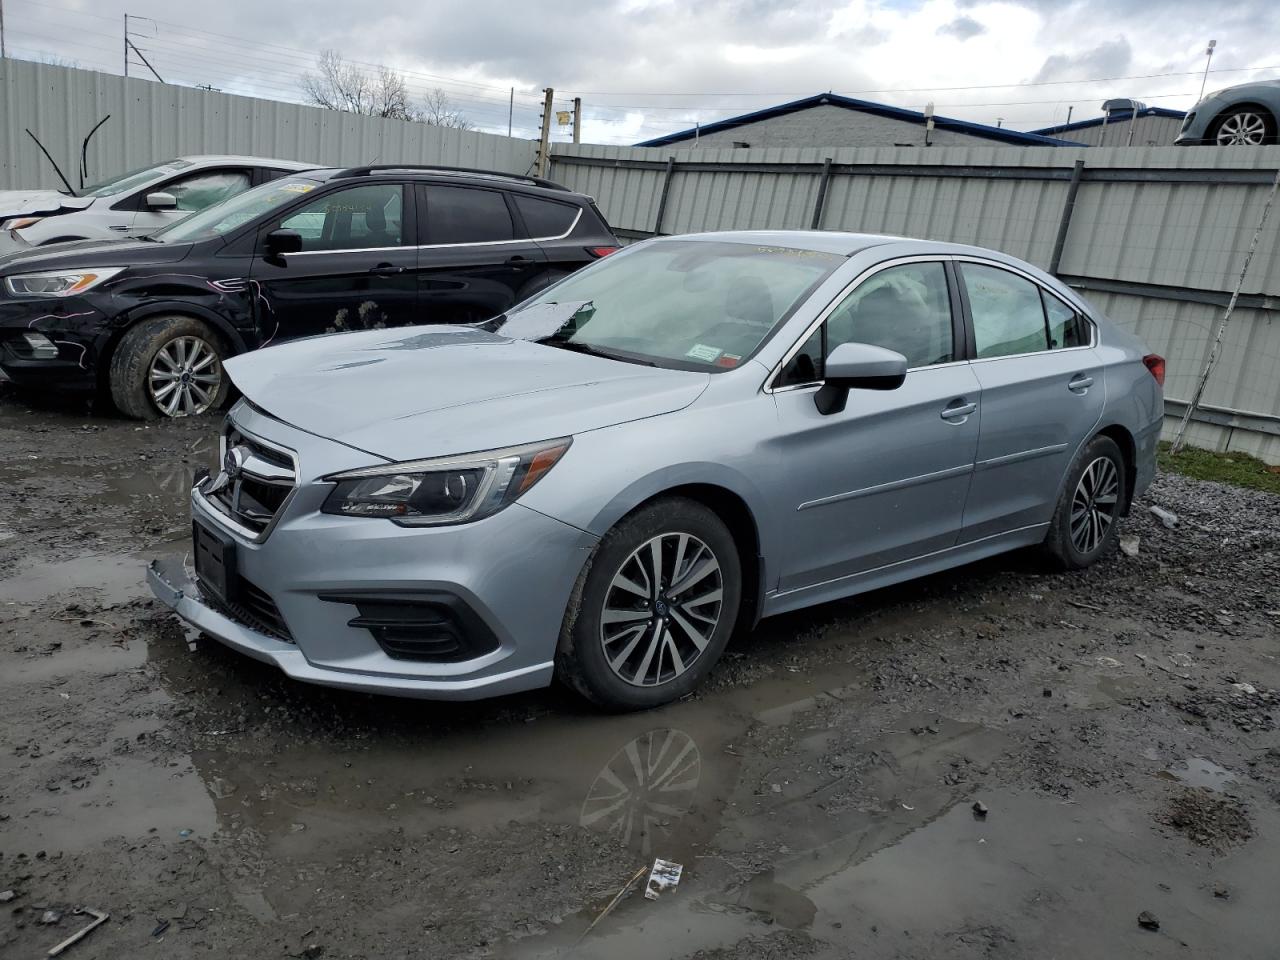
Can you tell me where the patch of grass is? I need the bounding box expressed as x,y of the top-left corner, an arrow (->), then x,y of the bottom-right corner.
1158,441 -> 1280,495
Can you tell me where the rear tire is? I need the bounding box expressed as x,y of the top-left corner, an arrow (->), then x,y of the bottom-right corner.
108,316 -> 230,420
556,498 -> 742,711
1043,435 -> 1128,570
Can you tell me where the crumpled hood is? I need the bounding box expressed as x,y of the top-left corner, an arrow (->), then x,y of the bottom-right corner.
226,326 -> 710,462
0,190 -> 94,220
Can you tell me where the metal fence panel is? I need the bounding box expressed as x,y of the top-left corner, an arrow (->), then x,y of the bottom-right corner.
0,60 -> 537,190
550,140 -> 1280,460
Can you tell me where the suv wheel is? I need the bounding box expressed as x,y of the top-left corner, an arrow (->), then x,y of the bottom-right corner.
109,316 -> 230,420
556,498 -> 741,711
1044,435 -> 1128,569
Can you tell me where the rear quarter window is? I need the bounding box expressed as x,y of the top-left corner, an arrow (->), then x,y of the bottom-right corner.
513,194 -> 579,238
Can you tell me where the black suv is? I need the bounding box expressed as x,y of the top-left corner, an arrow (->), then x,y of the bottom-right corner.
0,165 -> 618,418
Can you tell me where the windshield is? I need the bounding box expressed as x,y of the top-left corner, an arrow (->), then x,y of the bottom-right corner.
499,240 -> 843,371
82,159 -> 193,198
153,178 -> 323,243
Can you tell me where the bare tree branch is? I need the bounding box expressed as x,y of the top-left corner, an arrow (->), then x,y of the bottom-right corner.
420,88 -> 473,130
302,49 -> 416,121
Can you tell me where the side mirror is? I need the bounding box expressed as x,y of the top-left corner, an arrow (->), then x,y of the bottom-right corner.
145,191 -> 177,210
815,342 -> 908,415
264,228 -> 303,261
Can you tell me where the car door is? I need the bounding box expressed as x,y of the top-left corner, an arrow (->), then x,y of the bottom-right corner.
129,168 -> 253,235
770,259 -> 982,593
248,181 -> 419,343
955,259 -> 1105,541
415,183 -> 547,325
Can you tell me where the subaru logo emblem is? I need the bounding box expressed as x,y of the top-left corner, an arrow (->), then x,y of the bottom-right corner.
224,445 -> 249,481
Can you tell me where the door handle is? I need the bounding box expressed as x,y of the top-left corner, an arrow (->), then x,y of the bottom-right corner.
505,255 -> 531,265
1068,374 -> 1094,393
940,399 -> 977,421
370,263 -> 406,275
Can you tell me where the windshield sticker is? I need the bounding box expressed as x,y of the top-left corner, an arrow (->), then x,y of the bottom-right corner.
279,183 -> 316,193
685,343 -> 722,363
714,354 -> 742,368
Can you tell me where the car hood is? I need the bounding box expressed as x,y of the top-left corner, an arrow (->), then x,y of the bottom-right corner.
0,190 -> 95,219
226,326 -> 711,462
0,237 -> 194,272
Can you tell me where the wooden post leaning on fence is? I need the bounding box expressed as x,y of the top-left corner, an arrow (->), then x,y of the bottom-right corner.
1170,165 -> 1280,455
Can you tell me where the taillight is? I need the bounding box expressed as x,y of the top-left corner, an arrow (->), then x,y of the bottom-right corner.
586,245 -> 620,258
1142,354 -> 1165,386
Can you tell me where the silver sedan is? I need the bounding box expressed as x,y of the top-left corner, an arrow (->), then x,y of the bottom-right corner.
148,231 -> 1164,711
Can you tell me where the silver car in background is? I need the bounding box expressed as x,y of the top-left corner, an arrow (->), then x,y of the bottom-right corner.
148,231 -> 1164,711
1175,78 -> 1280,145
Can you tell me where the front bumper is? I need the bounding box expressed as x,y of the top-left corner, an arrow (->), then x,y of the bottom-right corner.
0,296 -> 105,390
148,403 -> 598,700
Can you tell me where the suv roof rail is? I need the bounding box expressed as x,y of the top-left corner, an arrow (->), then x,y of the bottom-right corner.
331,164 -> 570,191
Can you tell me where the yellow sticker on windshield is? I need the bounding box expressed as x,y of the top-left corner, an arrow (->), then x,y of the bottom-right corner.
278,183 -> 315,194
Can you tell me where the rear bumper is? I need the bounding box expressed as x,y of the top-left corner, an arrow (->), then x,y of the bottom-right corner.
147,556 -> 557,699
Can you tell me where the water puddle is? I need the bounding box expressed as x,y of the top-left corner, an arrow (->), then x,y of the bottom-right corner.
1157,757 -> 1240,793
0,548 -> 178,606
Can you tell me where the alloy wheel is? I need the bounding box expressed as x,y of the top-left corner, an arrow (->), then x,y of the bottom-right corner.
600,532 -> 724,688
1070,456 -> 1120,555
1216,112 -> 1269,145
149,336 -> 222,417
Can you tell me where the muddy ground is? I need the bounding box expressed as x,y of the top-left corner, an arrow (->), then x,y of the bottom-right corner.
2,388 -> 1279,960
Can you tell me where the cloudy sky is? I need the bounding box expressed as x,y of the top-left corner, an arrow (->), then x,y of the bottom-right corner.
4,0 -> 1279,143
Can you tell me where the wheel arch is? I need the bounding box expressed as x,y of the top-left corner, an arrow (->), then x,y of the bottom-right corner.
95,301 -> 248,387
1094,422 -> 1137,514
586,475 -> 769,631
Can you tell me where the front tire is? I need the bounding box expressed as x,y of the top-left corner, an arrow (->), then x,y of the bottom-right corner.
108,316 -> 230,420
1210,106 -> 1277,145
556,498 -> 742,711
1044,435 -> 1128,570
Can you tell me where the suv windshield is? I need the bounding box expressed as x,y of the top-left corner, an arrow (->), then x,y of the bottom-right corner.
499,240 -> 843,371
82,159 -> 193,198
153,178 -> 323,243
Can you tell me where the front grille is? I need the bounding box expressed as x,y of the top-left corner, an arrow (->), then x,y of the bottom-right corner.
203,425 -> 298,539
198,574 -> 294,642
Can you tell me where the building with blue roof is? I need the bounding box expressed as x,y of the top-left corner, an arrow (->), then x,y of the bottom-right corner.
635,92 -> 1083,149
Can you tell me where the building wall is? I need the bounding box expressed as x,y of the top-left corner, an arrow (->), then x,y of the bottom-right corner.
681,104 -> 1008,149
0,59 -> 537,191
1043,115 -> 1186,147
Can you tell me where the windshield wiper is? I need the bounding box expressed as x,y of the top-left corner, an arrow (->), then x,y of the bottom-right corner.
542,339 -> 656,367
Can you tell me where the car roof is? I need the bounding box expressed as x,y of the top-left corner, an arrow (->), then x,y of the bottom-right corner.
302,165 -> 583,197
662,230 -> 907,256
176,156 -> 317,169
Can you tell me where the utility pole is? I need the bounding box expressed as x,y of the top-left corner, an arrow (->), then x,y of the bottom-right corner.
508,88 -> 514,138
536,87 -> 553,178
1199,40 -> 1217,101
572,96 -> 581,144
1066,105 -> 1073,125
123,13 -> 128,77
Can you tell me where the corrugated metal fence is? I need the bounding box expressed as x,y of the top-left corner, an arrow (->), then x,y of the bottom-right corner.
0,60 -> 537,191
551,142 -> 1280,462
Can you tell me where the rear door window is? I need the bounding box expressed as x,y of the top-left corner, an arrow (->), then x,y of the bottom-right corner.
513,194 -> 579,238
962,262 -> 1050,359
425,186 -> 514,244
1042,289 -> 1089,349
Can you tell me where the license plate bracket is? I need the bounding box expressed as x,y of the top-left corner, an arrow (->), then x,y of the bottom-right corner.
193,519 -> 237,605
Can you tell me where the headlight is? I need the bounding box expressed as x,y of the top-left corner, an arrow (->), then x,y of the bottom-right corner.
1,216 -> 44,231
321,437 -> 572,526
4,267 -> 124,298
